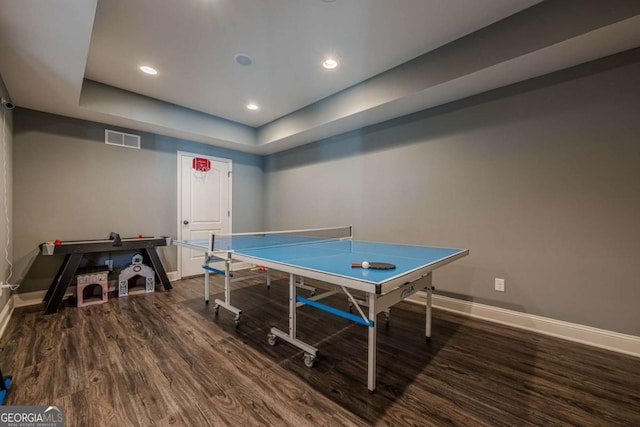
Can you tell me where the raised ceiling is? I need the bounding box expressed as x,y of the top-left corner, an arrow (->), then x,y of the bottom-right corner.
1,0 -> 639,154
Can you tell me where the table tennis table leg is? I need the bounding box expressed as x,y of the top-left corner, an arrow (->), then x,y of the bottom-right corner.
425,272 -> 433,342
289,274 -> 297,339
204,259 -> 210,304
367,293 -> 377,393
268,274 -> 318,363
212,255 -> 242,325
296,276 -> 316,295
224,258 -> 231,307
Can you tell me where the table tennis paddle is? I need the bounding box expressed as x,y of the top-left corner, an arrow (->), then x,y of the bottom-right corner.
351,262 -> 396,270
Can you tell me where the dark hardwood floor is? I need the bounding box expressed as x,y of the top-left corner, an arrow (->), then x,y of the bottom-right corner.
1,271 -> 639,426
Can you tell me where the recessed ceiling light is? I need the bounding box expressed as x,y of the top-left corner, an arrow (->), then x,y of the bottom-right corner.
139,65 -> 158,75
235,54 -> 253,66
246,103 -> 259,110
322,59 -> 338,69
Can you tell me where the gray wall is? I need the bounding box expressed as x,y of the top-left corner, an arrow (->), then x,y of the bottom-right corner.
0,100 -> 12,312
264,50 -> 640,336
13,110 -> 263,293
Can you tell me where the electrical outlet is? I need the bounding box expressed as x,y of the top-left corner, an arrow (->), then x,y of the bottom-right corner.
495,278 -> 505,292
0,282 -> 17,296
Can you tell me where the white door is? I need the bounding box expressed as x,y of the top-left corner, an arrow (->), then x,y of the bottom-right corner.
178,152 -> 231,277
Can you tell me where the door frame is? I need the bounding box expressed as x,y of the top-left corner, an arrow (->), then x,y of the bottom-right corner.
176,151 -> 233,279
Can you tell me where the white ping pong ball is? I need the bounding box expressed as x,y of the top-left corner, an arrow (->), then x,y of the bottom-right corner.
361,261 -> 370,269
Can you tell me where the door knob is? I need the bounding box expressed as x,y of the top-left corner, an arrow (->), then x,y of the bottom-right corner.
183,220 -> 189,225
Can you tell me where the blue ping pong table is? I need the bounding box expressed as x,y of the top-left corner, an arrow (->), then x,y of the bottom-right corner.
175,226 -> 468,392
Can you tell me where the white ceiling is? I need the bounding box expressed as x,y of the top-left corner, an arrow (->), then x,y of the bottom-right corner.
1,0 -> 640,154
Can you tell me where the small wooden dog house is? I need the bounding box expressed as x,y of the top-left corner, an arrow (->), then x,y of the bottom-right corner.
118,254 -> 155,297
76,271 -> 109,307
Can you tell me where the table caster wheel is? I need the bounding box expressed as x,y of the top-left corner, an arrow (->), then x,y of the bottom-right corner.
267,333 -> 277,347
234,314 -> 241,327
214,304 -> 220,315
303,353 -> 316,368
348,303 -> 353,313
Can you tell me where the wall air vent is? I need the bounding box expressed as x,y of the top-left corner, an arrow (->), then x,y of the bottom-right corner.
105,129 -> 141,149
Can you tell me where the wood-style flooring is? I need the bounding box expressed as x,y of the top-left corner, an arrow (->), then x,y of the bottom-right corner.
1,271 -> 639,426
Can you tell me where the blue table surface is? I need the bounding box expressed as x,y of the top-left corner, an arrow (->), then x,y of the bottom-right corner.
178,237 -> 466,285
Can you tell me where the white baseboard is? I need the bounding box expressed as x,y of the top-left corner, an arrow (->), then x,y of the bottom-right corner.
231,262 -> 252,271
13,290 -> 49,308
174,264 -> 252,281
408,292 -> 640,358
0,297 -> 15,339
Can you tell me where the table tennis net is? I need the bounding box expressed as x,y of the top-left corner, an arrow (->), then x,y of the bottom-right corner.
209,225 -> 352,252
